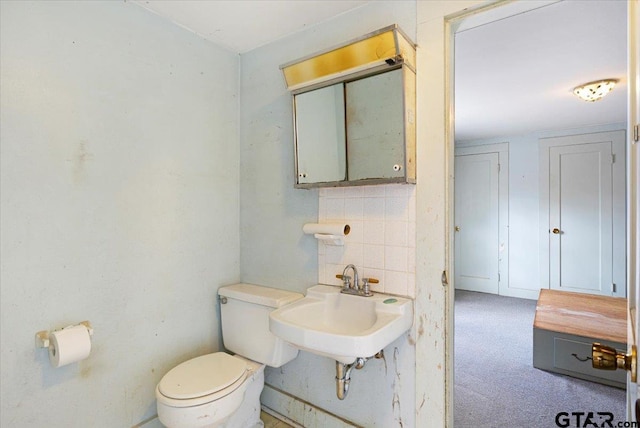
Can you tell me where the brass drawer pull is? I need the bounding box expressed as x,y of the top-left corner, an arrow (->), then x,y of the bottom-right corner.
571,353 -> 592,362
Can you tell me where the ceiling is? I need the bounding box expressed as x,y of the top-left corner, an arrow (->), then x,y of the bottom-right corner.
454,0 -> 627,141
133,0 -> 627,142
132,0 -> 370,53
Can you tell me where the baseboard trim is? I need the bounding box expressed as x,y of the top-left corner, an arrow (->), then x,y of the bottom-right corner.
261,406 -> 304,428
261,384 -> 361,428
130,414 -> 160,428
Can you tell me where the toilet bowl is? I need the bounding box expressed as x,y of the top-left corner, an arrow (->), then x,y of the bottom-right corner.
156,353 -> 264,428
156,284 -> 302,428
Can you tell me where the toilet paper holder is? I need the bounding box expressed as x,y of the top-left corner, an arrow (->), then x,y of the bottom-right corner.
35,321 -> 93,349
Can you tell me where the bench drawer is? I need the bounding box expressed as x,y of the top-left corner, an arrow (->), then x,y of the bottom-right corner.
553,337 -> 626,384
533,328 -> 626,389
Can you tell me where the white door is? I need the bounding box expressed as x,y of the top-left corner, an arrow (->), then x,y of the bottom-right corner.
542,130 -> 626,298
549,141 -> 614,295
598,0 -> 640,416
454,152 -> 499,294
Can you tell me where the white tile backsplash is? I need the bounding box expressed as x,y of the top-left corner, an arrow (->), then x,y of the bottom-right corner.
363,244 -> 385,268
323,187 -> 345,198
324,197 -> 345,220
408,190 -> 417,223
345,197 -> 364,220
363,197 -> 385,220
363,221 -> 385,245
325,245 -> 344,265
407,273 -> 416,299
363,185 -> 386,197
326,263 -> 346,286
317,184 -> 416,297
385,197 -> 409,221
384,221 -> 408,247
343,243 -> 364,267
407,221 -> 416,248
384,270 -> 408,296
385,246 -> 408,272
343,186 -> 365,198
407,247 -> 416,274
385,184 -> 409,198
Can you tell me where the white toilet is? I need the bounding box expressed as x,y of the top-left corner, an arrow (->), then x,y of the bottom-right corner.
156,283 -> 303,428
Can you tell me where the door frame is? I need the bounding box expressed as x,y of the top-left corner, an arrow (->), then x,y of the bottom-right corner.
443,1 -> 637,426
626,0 -> 639,417
539,130 -> 626,297
454,143 -> 509,295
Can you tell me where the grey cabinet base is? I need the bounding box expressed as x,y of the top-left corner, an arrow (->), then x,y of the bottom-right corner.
533,328 -> 626,389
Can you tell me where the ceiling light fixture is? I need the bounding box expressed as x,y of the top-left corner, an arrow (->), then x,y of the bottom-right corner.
572,79 -> 618,102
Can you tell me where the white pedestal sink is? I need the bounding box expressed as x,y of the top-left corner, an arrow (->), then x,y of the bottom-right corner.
269,284 -> 413,364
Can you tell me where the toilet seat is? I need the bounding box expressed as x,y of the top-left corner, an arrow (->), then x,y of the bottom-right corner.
156,353 -> 248,408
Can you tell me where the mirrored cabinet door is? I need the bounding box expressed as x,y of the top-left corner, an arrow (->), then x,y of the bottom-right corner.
284,24 -> 416,188
345,69 -> 405,181
294,84 -> 346,184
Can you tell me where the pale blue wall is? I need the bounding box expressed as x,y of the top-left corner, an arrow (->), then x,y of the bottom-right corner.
0,2 -> 240,426
2,1 -> 425,426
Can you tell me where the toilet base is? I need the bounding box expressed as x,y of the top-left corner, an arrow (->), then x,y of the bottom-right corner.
157,357 -> 265,428
221,359 -> 264,428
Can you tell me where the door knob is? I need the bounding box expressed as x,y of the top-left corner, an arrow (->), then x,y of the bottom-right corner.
455,226 -> 461,232
592,343 -> 637,382
552,228 -> 560,234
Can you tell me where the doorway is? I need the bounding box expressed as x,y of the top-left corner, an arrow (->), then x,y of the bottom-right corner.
452,0 -> 627,300
451,0 -> 629,426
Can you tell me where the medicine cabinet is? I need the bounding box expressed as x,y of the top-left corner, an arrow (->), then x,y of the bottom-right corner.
281,25 -> 416,188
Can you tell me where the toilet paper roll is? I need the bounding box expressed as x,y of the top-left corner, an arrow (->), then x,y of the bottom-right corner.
48,325 -> 92,368
303,223 -> 350,236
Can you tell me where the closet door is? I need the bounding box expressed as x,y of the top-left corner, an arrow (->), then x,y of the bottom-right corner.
454,152 -> 500,294
549,142 -> 612,295
542,130 -> 625,297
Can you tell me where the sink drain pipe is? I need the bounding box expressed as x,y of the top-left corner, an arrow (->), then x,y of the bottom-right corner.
335,351 -> 384,400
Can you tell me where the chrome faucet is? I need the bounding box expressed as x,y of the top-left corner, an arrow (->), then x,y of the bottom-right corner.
341,264 -> 359,291
336,264 -> 376,296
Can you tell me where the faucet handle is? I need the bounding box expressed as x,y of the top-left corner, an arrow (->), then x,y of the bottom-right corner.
361,278 -> 378,296
336,274 -> 351,288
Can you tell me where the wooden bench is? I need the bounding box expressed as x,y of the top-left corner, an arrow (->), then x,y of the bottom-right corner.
533,289 -> 627,389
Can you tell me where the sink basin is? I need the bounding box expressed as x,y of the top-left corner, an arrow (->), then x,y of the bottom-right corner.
269,284 -> 413,364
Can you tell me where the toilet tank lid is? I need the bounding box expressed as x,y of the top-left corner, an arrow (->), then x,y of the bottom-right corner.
218,283 -> 303,308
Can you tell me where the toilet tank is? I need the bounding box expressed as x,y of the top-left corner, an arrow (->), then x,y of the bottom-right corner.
218,283 -> 303,367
